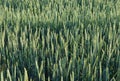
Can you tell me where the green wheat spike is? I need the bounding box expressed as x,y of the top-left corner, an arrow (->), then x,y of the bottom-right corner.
24,68 -> 29,81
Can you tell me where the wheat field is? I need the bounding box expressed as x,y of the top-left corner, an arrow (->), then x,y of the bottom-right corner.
0,0 -> 120,81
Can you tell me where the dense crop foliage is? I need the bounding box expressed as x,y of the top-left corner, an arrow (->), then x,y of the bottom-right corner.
0,0 -> 120,81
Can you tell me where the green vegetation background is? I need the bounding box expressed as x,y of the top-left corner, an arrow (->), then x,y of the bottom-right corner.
0,0 -> 120,81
